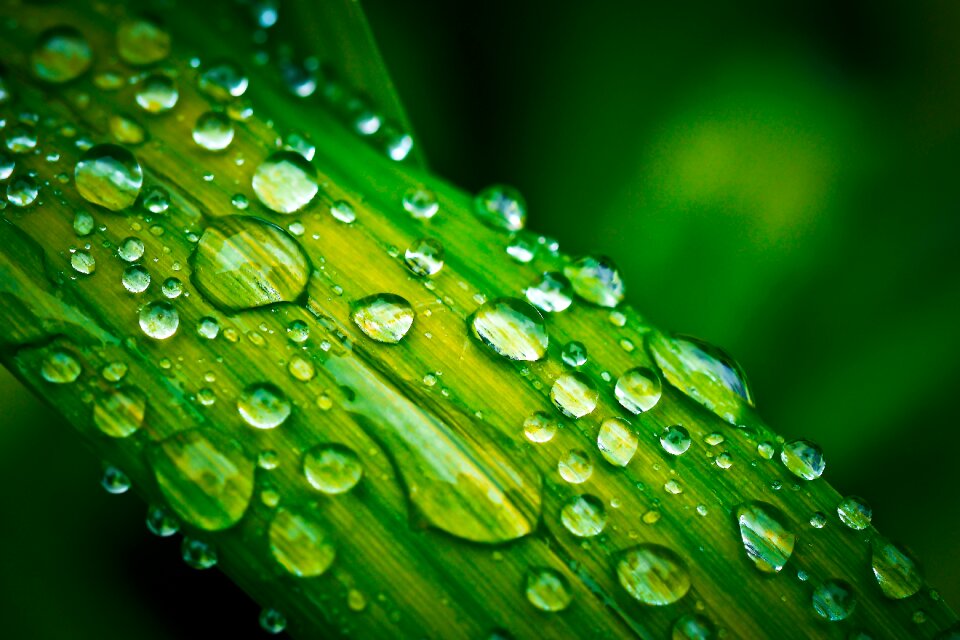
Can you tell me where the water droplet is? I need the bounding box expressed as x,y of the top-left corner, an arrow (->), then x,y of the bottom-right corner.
74,144 -> 143,211
145,504 -> 179,537
259,608 -> 287,635
385,130 -> 414,161
139,300 -> 179,339
135,73 -> 179,113
101,465 -> 131,494
810,512 -> 827,529
108,114 -> 146,145
192,111 -> 235,151
672,614 -> 716,640
780,440 -> 825,480
303,443 -> 363,494
286,319 -> 310,343
0,153 -> 14,180
268,507 -> 336,577
118,236 -> 145,262
523,411 -> 557,443
114,17 -> 169,68
122,265 -> 151,293
5,125 -> 37,154
524,272 -> 573,313
6,175 -> 39,207
41,350 -> 81,384
525,568 -> 572,612
198,62 -> 248,101
181,537 -> 218,569
328,199 -> 355,223
614,367 -> 662,414
757,441 -> 775,460
812,579 -> 856,621
558,449 -> 593,484
597,417 -> 638,467
659,425 -> 691,456
837,496 -> 872,530
474,185 -> 526,231
735,501 -> 795,573
647,332 -> 753,424
564,255 -> 624,307
347,589 -> 367,612
871,538 -> 922,599
561,494 -> 606,537
616,544 -> 691,606
506,232 -> 537,263
561,341 -> 587,368
252,151 -> 318,213
70,250 -> 96,275
469,298 -> 548,361
142,186 -> 170,213
150,429 -> 254,530
351,293 -> 415,344
288,355 -> 315,381
192,216 -> 309,311
238,383 -> 291,429
402,187 -> 439,219
93,386 -> 146,438
404,237 -> 444,277
101,361 -> 128,382
551,373 -> 598,418
31,27 -> 92,83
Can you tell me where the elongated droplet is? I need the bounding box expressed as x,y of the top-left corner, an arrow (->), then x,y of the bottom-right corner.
871,538 -> 922,599
268,507 -> 336,577
149,429 -> 254,531
647,331 -> 753,424
93,386 -> 146,438
252,151 -> 318,213
561,494 -> 606,537
837,496 -> 872,530
551,373 -> 598,418
470,298 -> 548,361
736,501 -> 795,573
32,27 -> 92,83
615,367 -> 662,414
597,417 -> 637,467
525,568 -> 571,612
564,255 -> 624,307
238,383 -> 291,429
617,544 -> 691,606
812,579 -> 856,621
75,144 -> 143,211
192,216 -> 309,311
780,439 -> 826,480
303,443 -> 363,494
351,293 -> 414,344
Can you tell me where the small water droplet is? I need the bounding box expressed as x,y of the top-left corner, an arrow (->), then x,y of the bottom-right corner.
736,501 -> 796,573
93,386 -> 146,437
303,443 -> 363,494
524,272 -> 573,313
404,237 -> 444,277
561,341 -> 587,368
101,361 -> 128,382
551,373 -> 598,418
259,608 -> 287,635
145,504 -> 179,537
181,537 -> 218,569
101,465 -> 131,494
402,187 -> 439,219
780,440 -> 825,480
135,73 -> 179,113
672,614 -> 716,640
109,114 -> 146,145
139,300 -> 179,339
286,319 -> 310,343
469,298 -> 548,361
561,494 -> 607,537
252,151 -> 318,213
122,265 -> 151,293
70,250 -> 96,275
506,232 -> 537,263
597,417 -> 638,467
0,153 -> 14,180
564,255 -> 624,307
328,199 -> 356,223
474,185 -> 526,231
198,62 -> 248,101
31,27 -> 92,83
238,383 -> 291,429
659,425 -> 691,456
116,18 -> 170,66
5,125 -> 37,154
558,449 -> 593,484
871,538 -> 922,599
837,496 -> 872,530
757,441 -> 775,460
351,293 -> 415,344
614,367 -> 662,414
75,144 -> 143,211
812,579 -> 856,621
6,175 -> 39,207
118,236 -> 145,262
525,568 -> 572,612
193,111 -> 235,151
268,507 -> 336,577
41,350 -> 82,384
142,186 -> 170,214
616,544 -> 691,606
809,512 -> 827,529
523,411 -> 557,443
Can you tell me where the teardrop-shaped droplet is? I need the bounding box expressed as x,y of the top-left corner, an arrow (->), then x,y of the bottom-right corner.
135,73 -> 179,113
470,298 -> 548,361
837,496 -> 872,530
93,386 -> 146,438
614,367 -> 662,414
75,144 -> 143,211
404,237 -> 444,277
149,429 -> 255,531
871,538 -> 922,599
617,544 -> 691,606
474,184 -> 526,231
303,443 -> 363,494
268,507 -> 336,577
560,494 -> 607,537
780,439 -> 826,480
551,372 -> 598,418
31,27 -> 92,83
524,272 -> 573,313
525,568 -> 572,612
198,62 -> 248,101
139,300 -> 179,339
564,255 -> 624,307
193,111 -> 235,151
735,501 -> 796,573
672,614 -> 716,640
351,293 -> 415,344
116,18 -> 170,66
252,151 -> 318,213
660,425 -> 691,456
647,332 -> 753,424
238,383 -> 291,429
812,579 -> 856,621
597,417 -> 638,467
192,216 -> 309,311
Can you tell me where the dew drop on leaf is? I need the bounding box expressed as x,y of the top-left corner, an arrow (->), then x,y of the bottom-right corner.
551,372 -> 598,418
238,383 -> 291,429
181,537 -> 218,569
871,538 -> 922,599
735,501 -> 795,573
597,417 -> 637,467
135,73 -> 179,113
139,300 -> 179,339
31,27 -> 92,83
74,144 -> 143,211
837,495 -> 872,530
93,386 -> 146,438
659,425 -> 691,456
560,494 -> 607,537
192,111 -> 235,151
474,184 -> 526,231
780,439 -> 826,480
116,18 -> 170,66
524,271 -> 573,313
523,411 -> 557,443
404,237 -> 445,277
303,443 -> 363,494
252,151 -> 319,213
616,544 -> 691,606
40,350 -> 82,384
614,367 -> 662,414
525,568 -> 572,612
198,62 -> 248,101
469,298 -> 548,361
564,255 -> 624,308
268,507 -> 336,577
812,579 -> 856,621
558,449 -> 593,484
351,293 -> 415,344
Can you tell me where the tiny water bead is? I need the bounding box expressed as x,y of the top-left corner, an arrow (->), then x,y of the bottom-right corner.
551,373 -> 599,418
812,579 -> 856,621
122,265 -> 151,293
351,293 -> 415,344
135,73 -> 179,113
252,151 -> 319,213
93,386 -> 146,438
561,341 -> 587,368
329,199 -> 356,223
614,367 -> 662,414
474,184 -> 526,231
616,544 -> 691,606
70,250 -> 96,275
837,496 -> 873,530
192,111 -> 235,151
198,62 -> 249,101
181,537 -> 218,569
145,504 -> 180,537
523,411 -> 558,443
259,608 -> 287,635
101,465 -> 131,494
525,568 -> 572,612
118,236 -> 145,262
192,216 -> 310,311
597,417 -> 638,467
735,501 -> 796,573
672,614 -> 716,640
238,383 -> 291,429
660,425 -> 691,456
560,494 -> 607,537
524,272 -> 573,313
647,332 -> 753,424
7,175 -> 40,207
74,144 -> 143,211
558,449 -> 593,484
871,538 -> 923,599
41,350 -> 82,384
139,300 -> 179,339
303,443 -> 363,494
31,27 -> 92,83
116,18 -> 170,66
469,298 -> 548,361
269,507 -> 336,577
564,255 -> 624,308
780,439 -> 826,480
404,237 -> 445,277
402,187 -> 440,219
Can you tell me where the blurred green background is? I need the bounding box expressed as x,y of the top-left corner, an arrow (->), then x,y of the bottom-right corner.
2,0 -> 958,636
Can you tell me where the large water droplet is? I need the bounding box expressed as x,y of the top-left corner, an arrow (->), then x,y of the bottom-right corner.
560,494 -> 607,537
135,73 -> 179,113
116,18 -> 170,66
268,507 -> 335,577
614,367 -> 662,414
564,256 -> 624,307
597,417 -> 637,467
93,386 -> 146,438
469,298 -> 548,361
238,383 -> 291,429
198,62 -> 248,101
75,144 -> 143,211
524,272 -> 573,313
616,544 -> 691,606
780,439 -> 825,480
474,185 -> 526,231
871,538 -> 922,599
525,568 -> 572,612
647,332 -> 753,424
812,579 -> 856,621
139,300 -> 179,339
351,293 -> 415,344
404,237 -> 444,277
252,151 -> 319,213
149,429 -> 254,530
303,443 -> 363,494
192,216 -> 309,311
193,111 -> 235,151
551,373 -> 598,418
31,27 -> 92,83
659,425 -> 691,456
837,496 -> 872,530
735,501 -> 796,573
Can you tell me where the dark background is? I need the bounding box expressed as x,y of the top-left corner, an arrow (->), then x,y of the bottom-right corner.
2,0 -> 958,636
